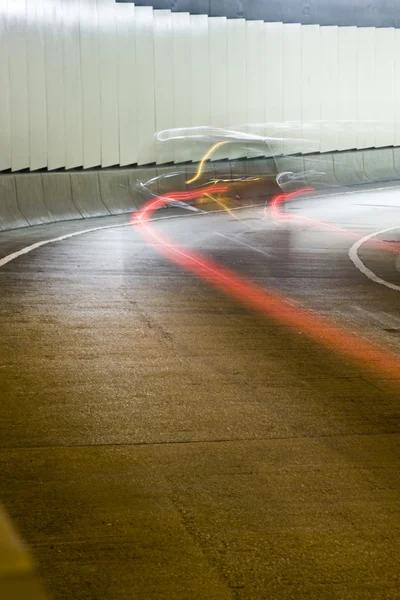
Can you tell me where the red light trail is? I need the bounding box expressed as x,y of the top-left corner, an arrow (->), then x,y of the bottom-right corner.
132,186 -> 400,381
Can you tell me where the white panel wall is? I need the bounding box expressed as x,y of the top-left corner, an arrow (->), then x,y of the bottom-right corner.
227,18 -> 246,159
209,17 -> 228,128
246,20 -> 265,157
154,9 -> 174,164
116,1 -> 137,166
357,27 -> 375,149
9,0 -> 30,171
45,0 -> 65,170
375,28 -> 395,148
27,0 -> 47,171
338,27 -> 358,151
98,0 -> 120,167
80,0 -> 101,168
283,23 -> 302,154
63,0 -> 83,169
320,26 -> 339,152
0,1 -> 12,171
1,1 -> 400,172
173,12 -> 191,163
301,25 -> 321,152
265,22 -> 284,155
135,6 -> 155,165
395,29 -> 400,147
190,14 -> 210,162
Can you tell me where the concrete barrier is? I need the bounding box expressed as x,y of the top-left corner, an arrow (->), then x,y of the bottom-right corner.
333,150 -> 369,186
303,153 -> 339,187
362,148 -> 398,183
70,172 -> 111,218
0,175 -> 29,230
156,165 -> 188,196
185,161 -> 217,187
274,155 -> 306,192
390,147 -> 400,179
244,157 -> 279,199
2,147 -> 400,232
245,157 -> 276,178
99,170 -> 136,214
42,173 -> 83,221
128,167 -> 157,209
213,159 -> 232,180
15,174 -> 54,226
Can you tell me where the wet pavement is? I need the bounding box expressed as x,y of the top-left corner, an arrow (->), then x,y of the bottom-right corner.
0,186 -> 399,599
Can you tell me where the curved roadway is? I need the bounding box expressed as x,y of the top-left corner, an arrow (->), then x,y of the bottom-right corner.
0,184 -> 399,599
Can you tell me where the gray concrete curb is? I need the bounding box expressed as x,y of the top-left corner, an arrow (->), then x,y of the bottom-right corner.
1,148 -> 400,232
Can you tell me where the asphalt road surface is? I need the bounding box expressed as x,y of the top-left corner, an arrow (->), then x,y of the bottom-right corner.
0,184 -> 399,599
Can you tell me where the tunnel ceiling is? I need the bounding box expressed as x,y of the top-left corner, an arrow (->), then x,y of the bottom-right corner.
116,1 -> 400,28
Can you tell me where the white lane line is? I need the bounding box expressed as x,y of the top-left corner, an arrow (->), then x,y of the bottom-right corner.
0,204 -> 264,269
214,232 -> 277,260
0,222 -> 130,268
348,225 -> 400,292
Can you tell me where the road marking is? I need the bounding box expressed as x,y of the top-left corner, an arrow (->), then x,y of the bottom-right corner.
0,223 -> 130,269
348,225 -> 400,292
214,232 -> 276,259
134,190 -> 400,381
0,204 -> 263,269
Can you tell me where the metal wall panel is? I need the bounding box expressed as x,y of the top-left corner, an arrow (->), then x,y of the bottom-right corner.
320,26 -> 339,152
135,6 -> 156,164
246,21 -> 265,130
98,0 -> 120,167
283,23 -> 302,154
0,1 -> 12,171
190,13 -> 210,126
227,18 -> 246,125
172,12 -> 192,163
45,0 -> 66,170
209,17 -> 228,128
116,1 -> 138,166
80,0 -> 101,168
117,0 -> 399,28
356,27 -> 375,149
190,14 -> 210,160
301,25 -> 320,152
395,29 -> 400,146
227,18 -> 246,159
154,10 -> 174,164
27,0 -> 48,171
63,0 -> 83,169
264,22 -> 284,155
3,0 -> 400,175
374,28 -> 395,147
337,27 -> 358,150
9,0 -> 30,171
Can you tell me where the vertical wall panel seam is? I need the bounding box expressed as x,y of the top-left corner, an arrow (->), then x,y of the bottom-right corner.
14,176 -> 29,222
5,5 -> 12,171
96,170 -> 112,213
38,173 -> 54,215
67,172 -> 84,217
78,2 -> 85,169
151,8 -> 157,165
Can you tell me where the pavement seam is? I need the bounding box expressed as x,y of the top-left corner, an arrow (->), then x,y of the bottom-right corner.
1,431 -> 399,452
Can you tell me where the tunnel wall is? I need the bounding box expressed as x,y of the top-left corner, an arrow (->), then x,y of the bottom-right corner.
1,0 -> 400,174
122,1 -> 400,28
1,147 -> 400,231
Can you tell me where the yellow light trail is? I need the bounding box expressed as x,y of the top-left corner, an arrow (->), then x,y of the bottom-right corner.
205,193 -> 238,218
186,141 -> 229,185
